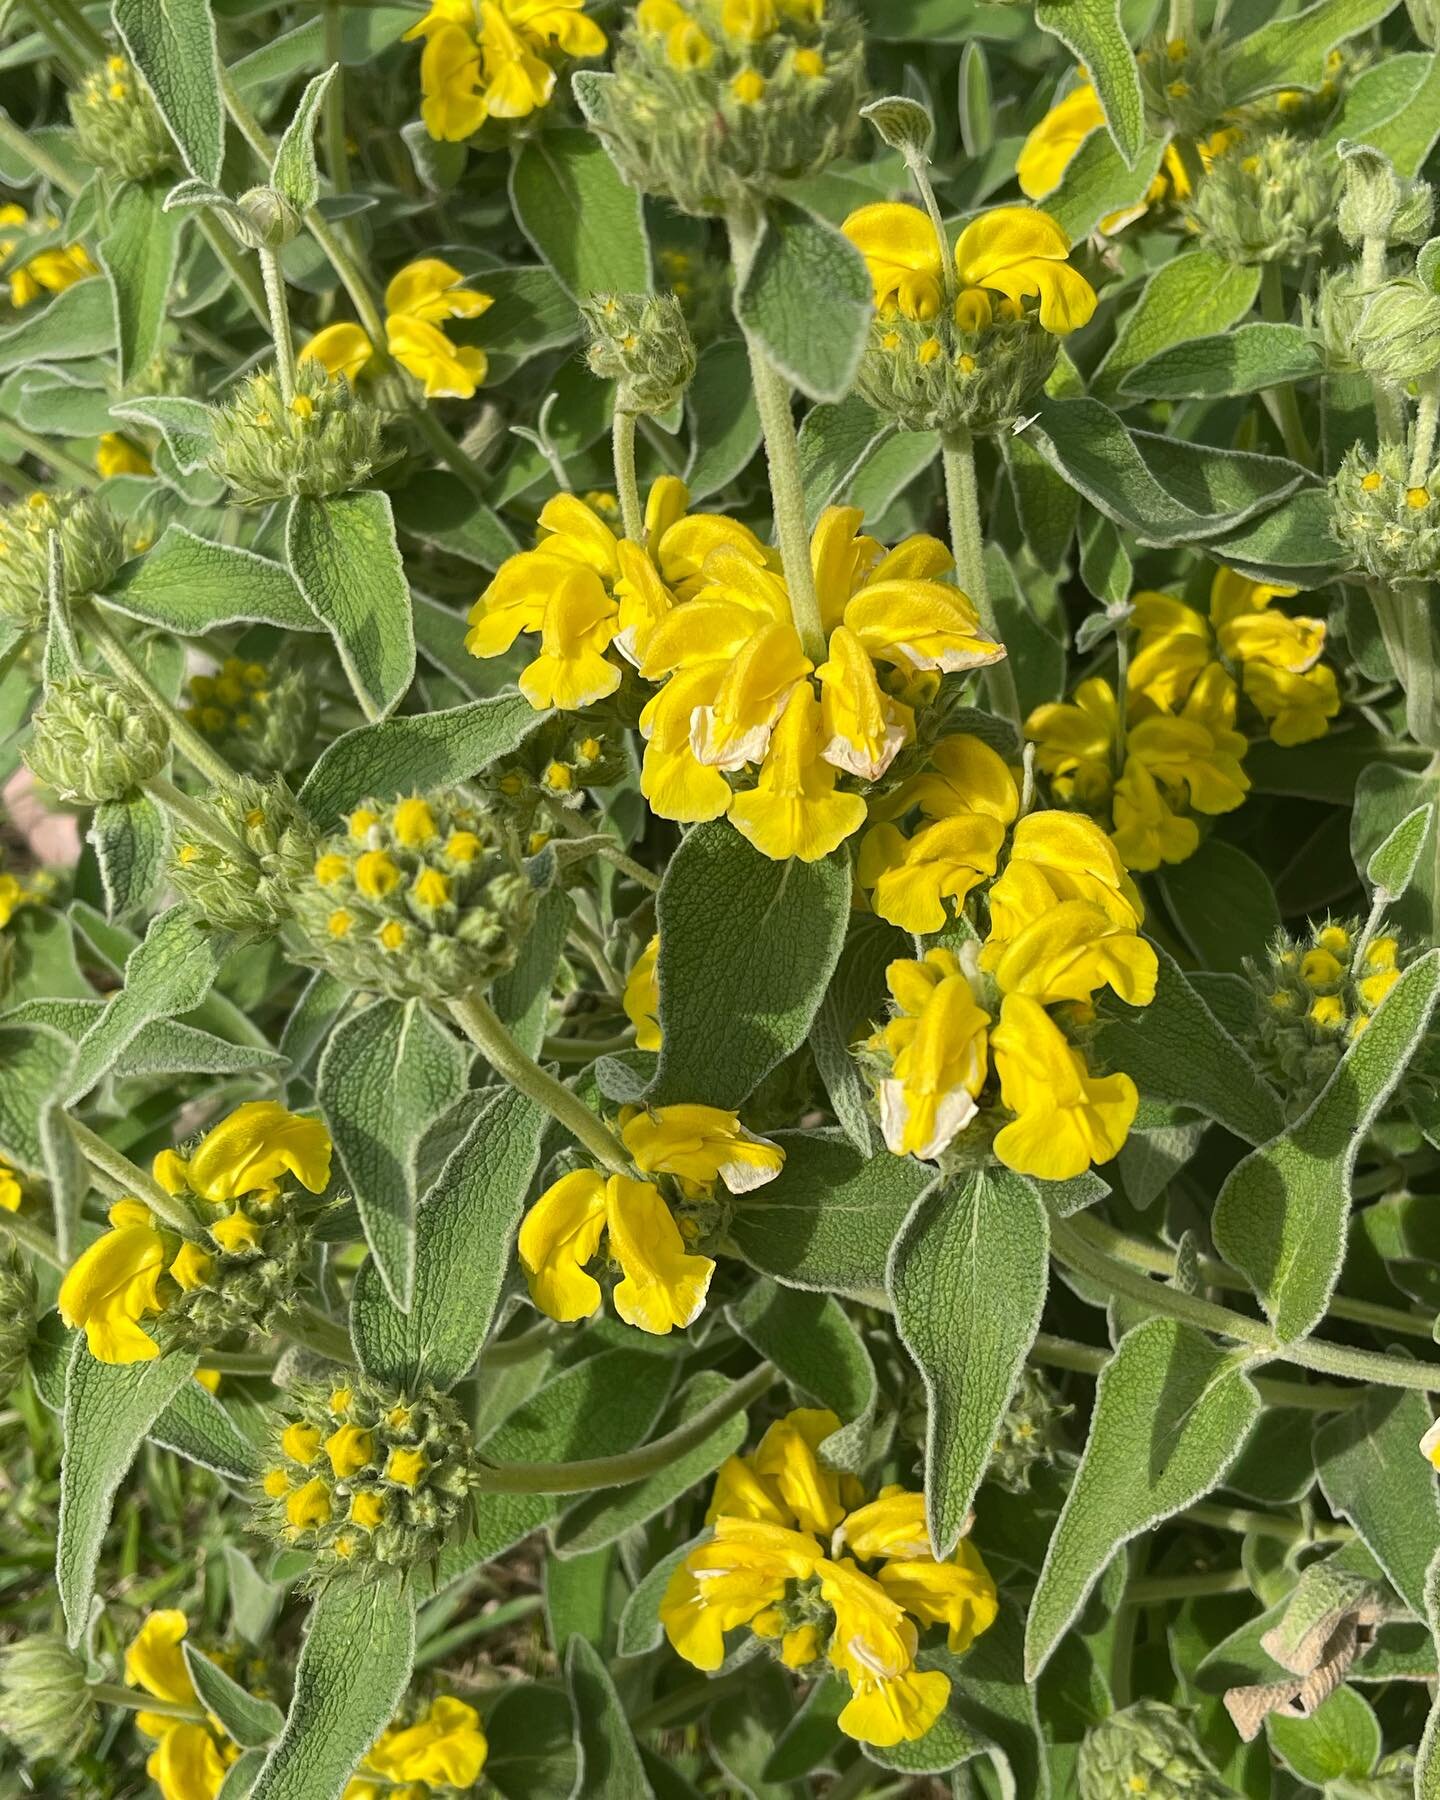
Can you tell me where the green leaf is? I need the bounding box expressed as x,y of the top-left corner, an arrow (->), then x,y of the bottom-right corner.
810,914 -> 906,1155
1078,514 -> 1132,609
485,1685 -> 579,1800
0,276 -> 115,375
150,1380 -> 263,1482
270,67 -> 335,212
797,393 -> 890,525
1225,0 -> 1402,102
1363,50 -> 1440,175
650,823 -> 849,1110
1003,435 -> 1080,577
509,129 -> 648,302
1315,1387 -> 1440,1615
1093,942 -> 1285,1145
1267,1685 -> 1382,1785
184,1647 -> 286,1750
1122,322 -> 1324,400
113,0 -> 224,183
0,1022 -> 74,1169
218,1750 -> 265,1799
350,1086 -> 545,1391
476,266 -> 581,367
730,1130 -> 931,1296
110,393 -> 213,472
553,1371 -> 748,1557
942,1609 -> 1048,1799
1212,951 -> 1440,1340
1095,252 -> 1262,402
319,996 -> 470,1309
1024,1318 -> 1262,1678
58,1339 -> 199,1642
1366,800 -> 1434,900
685,340 -> 763,502
565,1636 -> 654,1799
299,693 -> 544,824
890,1169 -> 1049,1558
1158,839 -> 1281,975
492,889 -> 572,1058
1044,131 -> 1166,241
63,906 -> 231,1105
988,541 -> 1067,715
735,198 -> 872,403
726,1277 -> 879,1471
1033,0 -> 1145,165
287,491 -> 416,722
98,180 -> 181,382
90,793 -> 167,924
248,1577 -> 416,1800
103,527 -> 319,633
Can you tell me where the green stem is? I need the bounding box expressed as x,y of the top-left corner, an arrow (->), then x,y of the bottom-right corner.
1125,1569 -> 1251,1605
612,408 -> 644,542
147,774 -> 253,862
197,1351 -> 275,1375
1028,1332 -> 1361,1412
259,249 -> 296,407
290,1302 -> 354,1364
449,992 -> 631,1174
83,603 -> 245,794
322,1 -> 350,195
196,216 -> 270,329
0,1207 -> 63,1269
68,1120 -> 196,1234
941,425 -> 1024,736
90,1682 -> 207,1724
1179,1500 -> 1352,1544
479,1322 -> 558,1366
0,108 -> 81,195
568,917 -> 623,999
409,404 -> 492,502
543,1031 -> 637,1063
726,202 -> 826,663
1410,376 -> 1440,487
23,0 -> 87,77
46,0 -> 107,58
903,149 -> 956,311
1259,265 -> 1313,468
4,419 -> 96,488
472,1363 -> 775,1494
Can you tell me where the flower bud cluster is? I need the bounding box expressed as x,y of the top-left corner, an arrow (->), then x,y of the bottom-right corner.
0,491 -> 126,631
1185,132 -> 1337,265
1337,145 -> 1434,248
184,655 -> 320,777
208,359 -> 385,503
581,290 -> 697,415
257,1376 -> 475,1575
1137,33 -> 1229,139
1078,1701 -> 1239,1800
68,56 -> 174,182
170,776 -> 318,933
0,1636 -> 98,1763
1249,918 -> 1409,1104
24,675 -> 169,804
290,791 -> 540,1001
854,306 -> 1059,436
1332,437 -> 1440,583
589,0 -> 866,216
985,1367 -> 1071,1493
490,727 -> 628,855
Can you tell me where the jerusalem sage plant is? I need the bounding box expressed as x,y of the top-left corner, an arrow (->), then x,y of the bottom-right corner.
2,0 -> 1440,1793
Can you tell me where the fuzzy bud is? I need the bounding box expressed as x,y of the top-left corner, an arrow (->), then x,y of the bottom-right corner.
1137,32 -> 1230,139
580,290 -> 698,414
1332,437 -> 1440,584
208,359 -> 386,504
1350,278 -> 1440,383
0,1635 -> 99,1763
170,775 -> 318,933
587,0 -> 866,216
290,789 -> 541,1002
184,655 -> 319,777
0,491 -> 126,632
1078,1702 -> 1239,1800
233,185 -> 303,250
1336,143 -> 1434,248
1185,132 -> 1337,265
854,308 -> 1058,436
987,1367 -> 1071,1492
68,56 -> 174,182
1310,267 -> 1368,374
25,674 -> 168,804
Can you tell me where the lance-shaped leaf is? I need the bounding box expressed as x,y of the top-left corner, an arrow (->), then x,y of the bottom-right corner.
510,128 -> 649,301
1212,951 -> 1440,1340
288,491 -> 416,723
90,793 -> 168,924
727,1278 -> 879,1472
270,67 -> 336,211
1025,1318 -> 1263,1678
1315,1385 -> 1440,1617
0,1022 -> 75,1170
565,1637 -> 654,1798
99,180 -> 181,382
113,0 -> 224,183
1367,800 -> 1434,901
1122,323 -> 1325,401
1033,0 -> 1144,165
1094,251 -> 1262,402
184,1647 -> 286,1750
102,528 -> 319,633
1225,0 -> 1402,102
735,198 -> 872,403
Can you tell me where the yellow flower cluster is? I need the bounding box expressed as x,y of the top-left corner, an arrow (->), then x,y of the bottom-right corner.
95,431 -> 153,478
303,258 -> 493,401
57,1103 -> 331,1364
1028,568 -> 1339,873
344,1696 -> 488,1797
124,1612 -> 237,1800
406,0 -> 607,140
467,484 -> 1005,861
518,1103 -> 785,1333
661,1408 -> 998,1747
623,933 -> 662,1049
1267,923 -> 1401,1043
862,792 -> 1155,1180
0,1159 -> 19,1214
636,0 -> 828,84
0,203 -> 97,308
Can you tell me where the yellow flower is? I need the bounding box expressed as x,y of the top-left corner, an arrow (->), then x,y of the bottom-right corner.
408,0 -> 606,138
153,1101 -> 331,1204
325,1424 -> 376,1478
1127,592 -> 1212,713
126,1613 -> 234,1800
1241,660 -> 1340,747
877,1541 -> 999,1654
517,1168 -> 716,1334
1027,677 -> 1120,806
301,321 -> 376,383
623,934 -> 662,1051
836,1664 -> 952,1749
287,1477 -> 333,1528
729,683 -> 869,861
0,1160 -> 20,1212
386,311 -> 489,399
706,1453 -> 792,1526
125,1611 -> 196,1709
724,0 -> 778,38
1125,663 -> 1250,817
660,1517 -> 824,1670
1110,755 -> 1200,872
841,202 -> 946,320
0,206 -> 98,309
282,1421 -> 322,1464
820,1557 -> 951,1747
816,625 -> 912,779
144,1724 -> 231,1800
988,897 -> 1158,1008
872,950 -> 991,1161
991,994 -> 1138,1179
96,432 -> 153,479
750,1408 -> 849,1534
621,1103 -> 785,1194
837,1485 -> 931,1560
386,1445 -> 428,1487
983,810 -> 1143,968
360,1696 -> 488,1789
58,1198 -> 167,1363
1017,83 -> 1111,201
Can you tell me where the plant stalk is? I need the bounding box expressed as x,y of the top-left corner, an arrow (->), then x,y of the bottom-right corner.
612,408 -> 644,542
1259,264 -> 1313,468
941,425 -> 1024,736
68,1120 -> 197,1235
258,248 -> 296,407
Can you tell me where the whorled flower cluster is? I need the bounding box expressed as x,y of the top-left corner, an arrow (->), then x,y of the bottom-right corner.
406,0 -> 607,142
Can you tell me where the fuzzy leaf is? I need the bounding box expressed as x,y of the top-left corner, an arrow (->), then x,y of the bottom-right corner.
510,129 -> 649,302
565,1637 -> 655,1798
1122,323 -> 1324,400
113,0 -> 225,182
1366,800 -> 1434,900
99,179 -> 181,382
184,1647 -> 286,1750
270,67 -> 336,211
1096,252 -> 1262,402
1314,1386 -> 1440,1618
90,793 -> 167,924
287,491 -> 416,722
103,528 -> 318,633
735,198 -> 872,403
1033,0 -> 1144,165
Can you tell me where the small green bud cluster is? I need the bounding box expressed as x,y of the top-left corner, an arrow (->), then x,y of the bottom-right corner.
1331,437 -> 1440,583
171,776 -> 318,934
1351,278 -> 1440,383
0,1235 -> 37,1402
24,674 -> 169,805
290,790 -> 540,1002
853,307 -> 1059,435
67,56 -> 173,182
1137,32 -> 1230,139
232,186 -> 304,250
208,358 -> 386,503
1078,1701 -> 1240,1800
656,244 -> 732,344
986,1367 -> 1071,1493
1248,918 -> 1409,1109
491,725 -> 629,852
1337,145 -> 1434,249
184,654 -> 320,777
257,1376 -> 475,1576
580,291 -> 698,415
0,1635 -> 99,1764
0,491 -> 126,631
590,0 -> 865,216
1185,132 -> 1337,265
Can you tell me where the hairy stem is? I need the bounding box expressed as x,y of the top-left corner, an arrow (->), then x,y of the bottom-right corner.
258,248 -> 296,408
147,775 -> 252,862
322,1 -> 350,195
612,408 -> 644,542
1259,265 -> 1313,468
68,1120 -> 196,1235
90,1682 -> 208,1724
941,425 -> 1024,735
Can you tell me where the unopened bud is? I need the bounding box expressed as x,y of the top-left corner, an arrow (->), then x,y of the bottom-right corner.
68,56 -> 174,182
170,775 -> 317,934
1332,437 -> 1440,585
235,186 -> 303,249
580,290 -> 697,414
1137,32 -> 1229,139
0,492 -> 125,632
0,1636 -> 98,1763
855,308 -> 1058,436
1351,278 -> 1440,383
1186,132 -> 1337,265
208,359 -> 386,503
25,674 -> 168,805
859,94 -> 934,157
1078,1702 -> 1239,1800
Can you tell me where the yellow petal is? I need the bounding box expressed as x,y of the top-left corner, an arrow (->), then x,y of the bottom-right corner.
517,1169 -> 608,1323
605,1174 -> 715,1334
185,1101 -> 331,1201
125,1611 -> 196,1706
841,203 -> 946,320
